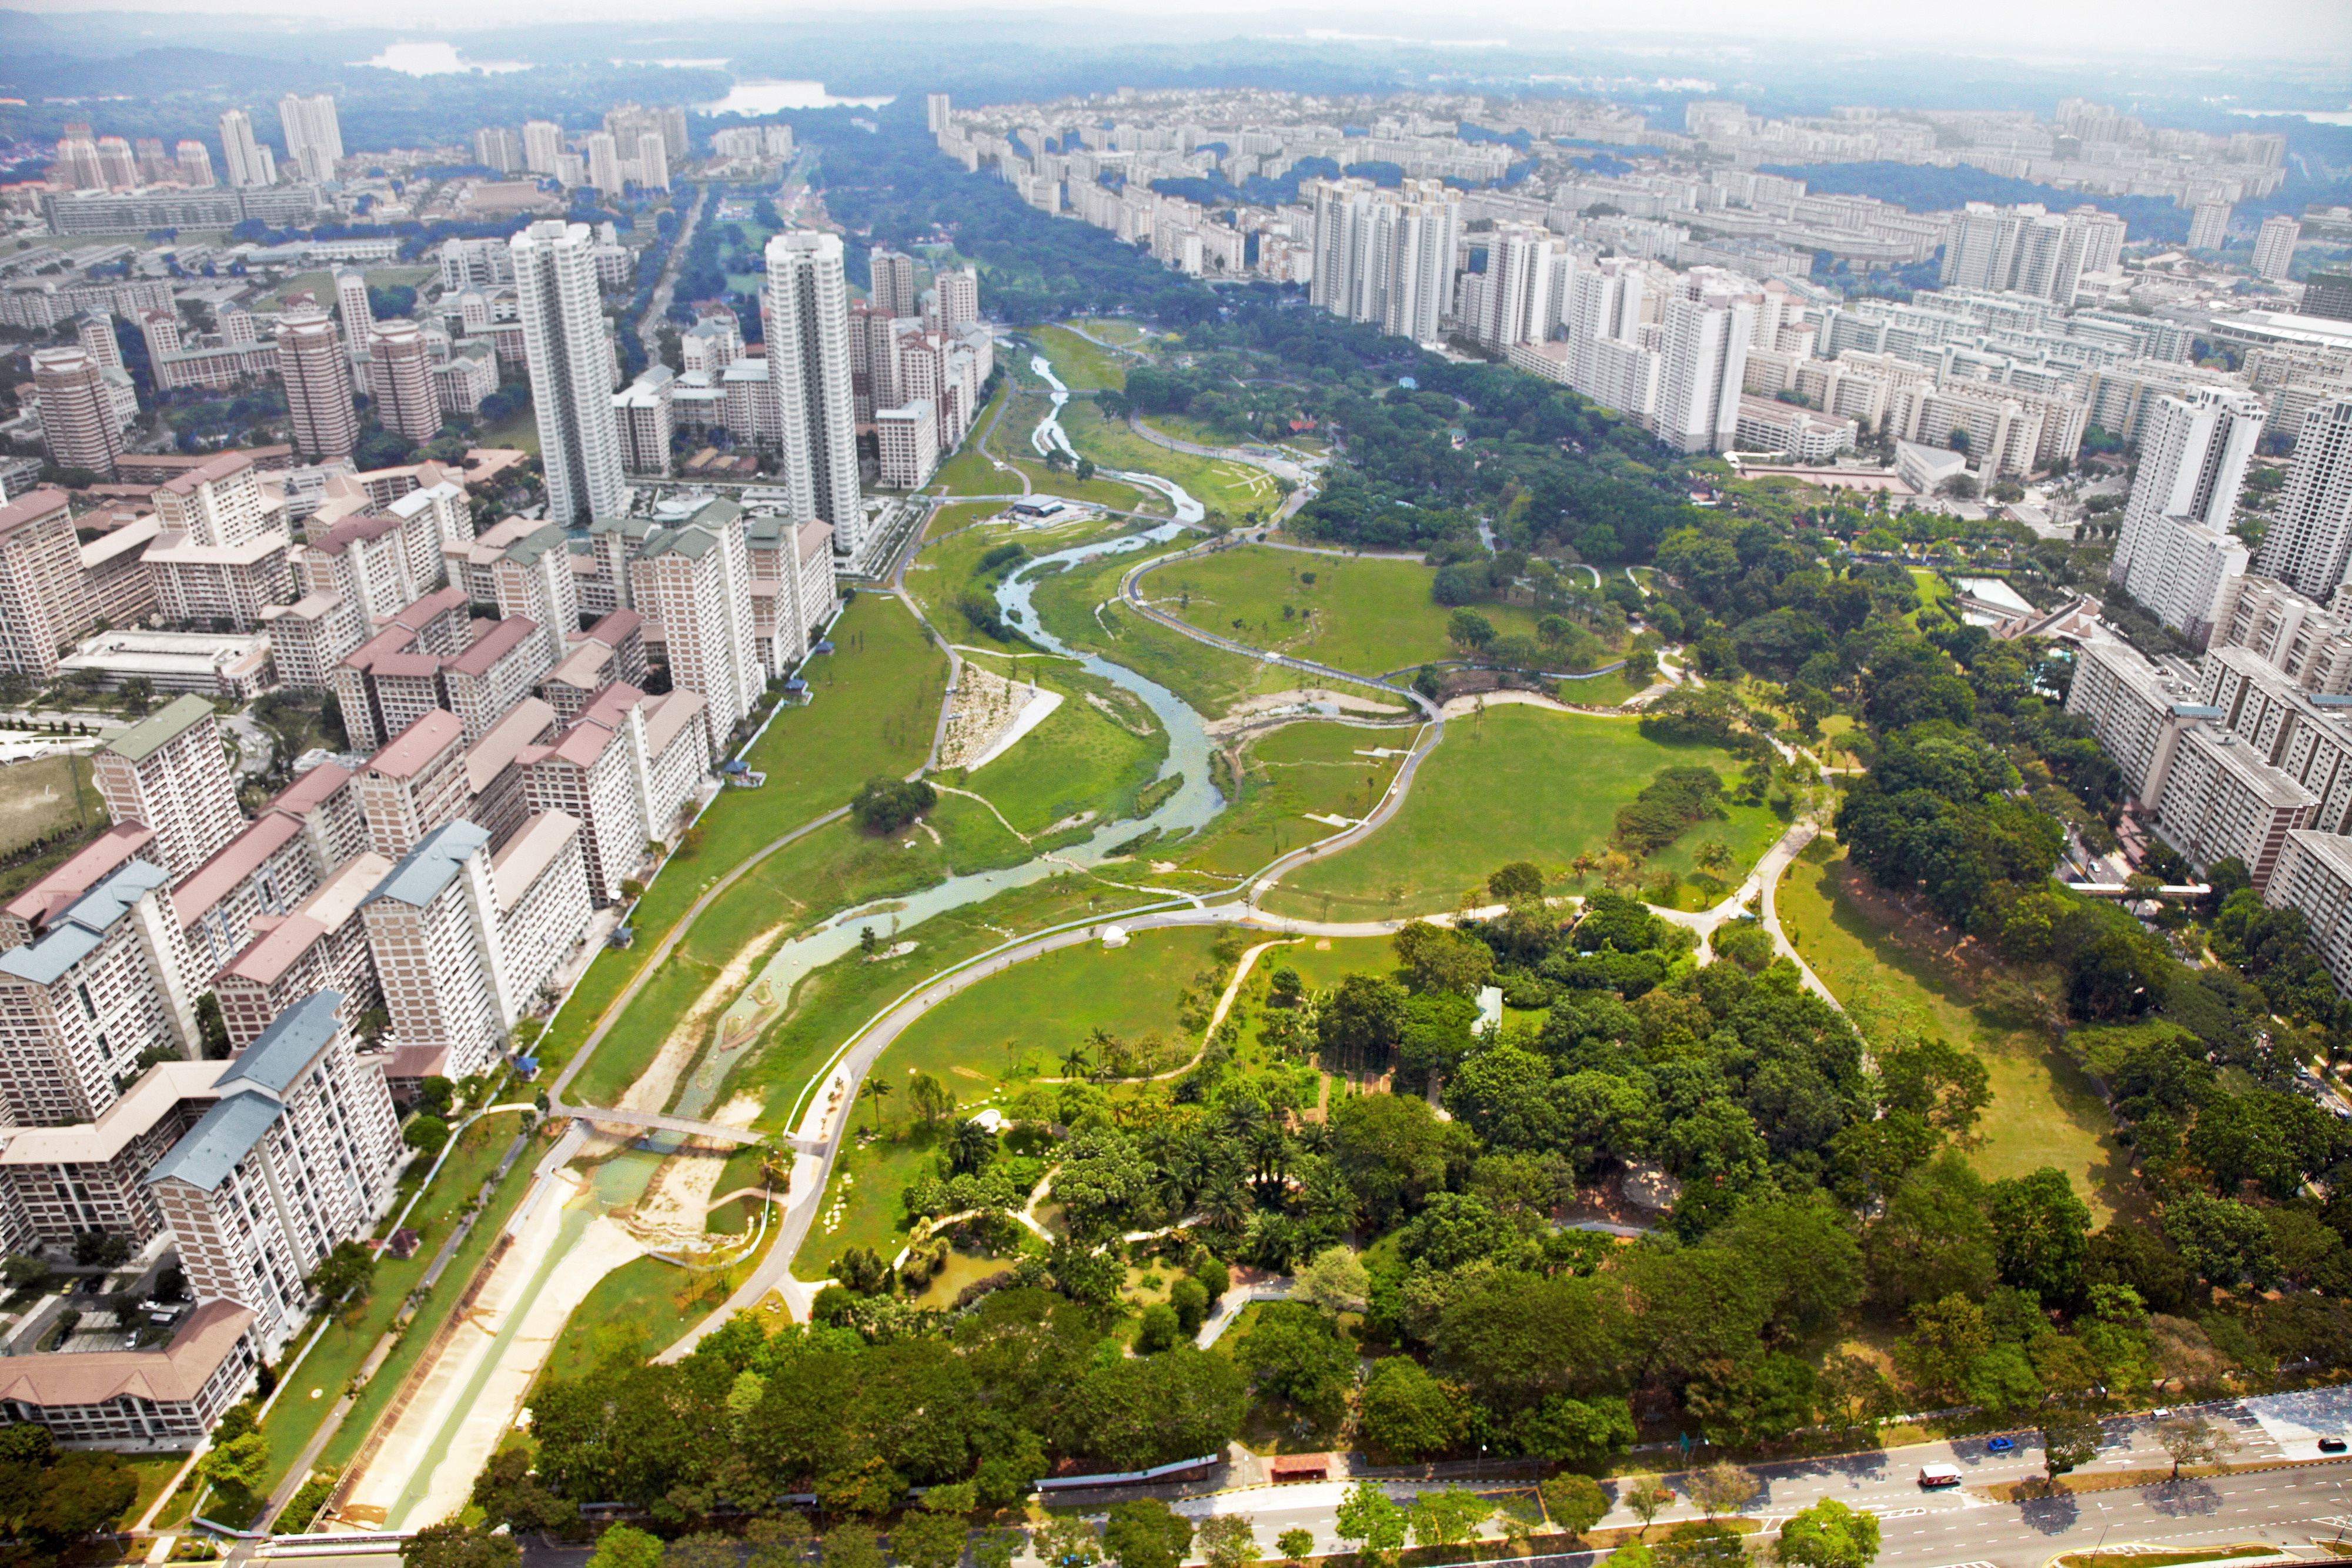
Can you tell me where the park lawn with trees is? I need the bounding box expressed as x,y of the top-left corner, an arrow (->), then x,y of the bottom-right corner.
1029,323 -> 1134,392
1779,851 -> 2136,1222
1267,707 -> 1759,920
545,1254 -> 719,1379
1161,545 -> 1549,677
958,668 -> 1169,839
0,753 -> 99,865
533,594 -> 947,1084
792,925 -> 1237,1274
1179,719 -> 1415,878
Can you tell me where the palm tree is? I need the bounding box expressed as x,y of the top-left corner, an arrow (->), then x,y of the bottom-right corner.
861,1078 -> 893,1134
1060,1043 -> 1091,1079
949,1118 -> 995,1175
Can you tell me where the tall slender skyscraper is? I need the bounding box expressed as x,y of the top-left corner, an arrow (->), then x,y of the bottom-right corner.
2252,399 -> 2352,601
763,231 -> 864,560
512,220 -> 627,526
2114,387 -> 2266,585
276,307 -> 358,462
31,347 -> 123,479
870,248 -> 917,319
522,120 -> 563,176
335,269 -> 374,358
1654,274 -> 1756,456
278,93 -> 343,183
369,322 -> 443,444
175,140 -> 216,188
218,109 -> 273,189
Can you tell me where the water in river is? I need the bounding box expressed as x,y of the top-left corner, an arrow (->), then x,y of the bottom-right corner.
665,365 -> 1227,1124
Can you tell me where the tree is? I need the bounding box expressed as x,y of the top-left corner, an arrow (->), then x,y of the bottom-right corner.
1234,1303 -> 1356,1434
118,675 -> 155,717
405,1114 -> 450,1156
1773,1500 -> 1880,1568
861,1078 -> 893,1134
1334,1481 -> 1407,1565
1539,1474 -> 1607,1539
893,1511 -> 969,1568
1035,1517 -> 1102,1568
1195,1515 -> 1257,1568
2155,1413 -> 2241,1479
194,991 -> 232,1058
851,776 -> 937,834
1102,1499 -> 1193,1568
308,1238 -> 376,1303
1685,1462 -> 1755,1520
1653,1522 -> 1746,1566
1488,861 -> 1545,901
908,1072 -> 956,1126
824,1524 -> 886,1568
1405,1489 -> 1488,1553
587,1528 -> 665,1568
749,1513 -> 816,1568
1987,1167 -> 2092,1303
26,1454 -> 136,1549
199,1429 -> 270,1492
404,1523 -> 523,1568
2039,1406 -> 2102,1485
1358,1358 -> 1462,1461
1619,1473 -> 1674,1537
468,1447 -> 573,1535
1276,1530 -> 1315,1566
671,1536 -> 745,1568
1291,1246 -> 1370,1313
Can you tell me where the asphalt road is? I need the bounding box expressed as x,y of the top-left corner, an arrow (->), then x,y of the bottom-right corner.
1142,1409 -> 2352,1568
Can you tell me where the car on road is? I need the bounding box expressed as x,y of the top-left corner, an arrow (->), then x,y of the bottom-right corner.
1986,1436 -> 2014,1453
2319,1436 -> 2347,1453
1919,1464 -> 1963,1487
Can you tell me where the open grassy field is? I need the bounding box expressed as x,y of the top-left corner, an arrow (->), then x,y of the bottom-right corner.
961,664 -> 1167,837
1157,544 -> 1551,679
794,925 -> 1230,1270
1181,718 -> 1418,878
1778,850 -> 2134,1221
1057,400 -> 1280,517
1030,323 -> 1134,392
1028,546 -> 1273,720
929,442 -> 1013,497
0,754 -> 98,860
475,402 -> 540,457
1264,706 -> 1762,920
534,594 -> 947,1083
1071,317 -> 1160,349
544,1253 -> 726,1379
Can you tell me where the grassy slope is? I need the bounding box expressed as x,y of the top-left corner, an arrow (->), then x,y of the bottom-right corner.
1158,545 -> 1549,680
1028,546 -> 1271,720
535,594 -> 946,1085
1265,706 -> 1759,920
963,670 -> 1167,836
1030,323 -> 1132,392
1778,852 -> 2134,1220
1057,400 -> 1275,515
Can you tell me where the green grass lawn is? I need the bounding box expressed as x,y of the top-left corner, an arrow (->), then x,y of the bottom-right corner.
962,666 -> 1167,836
1778,851 -> 2134,1221
1030,323 -> 1132,392
930,442 -> 1013,497
1265,706 -> 1759,921
475,402 -> 540,458
535,595 -> 947,1085
1028,547 -> 1272,720
0,754 -> 99,867
544,1254 -> 727,1379
1181,719 -> 1416,878
1071,317 -> 1159,349
1057,400 -> 1278,518
1158,544 -> 1552,679
796,925 -> 1230,1271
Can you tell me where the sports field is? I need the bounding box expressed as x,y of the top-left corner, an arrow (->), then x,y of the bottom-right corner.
1263,705 -> 1761,920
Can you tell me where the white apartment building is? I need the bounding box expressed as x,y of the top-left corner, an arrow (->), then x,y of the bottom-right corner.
763,231 -> 865,560
877,400 -> 940,489
2153,723 -> 2317,889
276,94 -> 342,185
92,696 -> 242,878
0,489 -> 98,681
0,861 -> 200,1127
146,991 -> 402,1350
2253,214 -> 2301,282
356,710 -> 470,859
2107,387 -> 2266,641
276,308 -> 358,463
489,811 -> 592,1012
359,821 -> 514,1084
1655,275 -> 1757,454
627,500 -> 761,737
218,109 -> 273,189
2251,399 -> 2352,603
513,220 -> 627,527
368,321 -> 442,444
1308,176 -> 1461,346
2210,574 -> 2352,694
746,516 -> 836,677
211,852 -> 389,1049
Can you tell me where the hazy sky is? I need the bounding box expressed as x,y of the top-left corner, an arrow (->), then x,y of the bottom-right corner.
18,0 -> 2352,71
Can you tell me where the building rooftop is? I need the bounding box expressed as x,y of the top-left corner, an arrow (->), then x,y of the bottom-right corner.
145,1091 -> 281,1192
102,694 -> 216,764
265,759 -> 353,820
0,488 -> 71,537
366,819 -> 493,910
491,811 -> 580,915
0,861 -> 173,986
308,511 -> 407,556
156,451 -> 254,497
0,1300 -> 255,1411
215,989 -> 342,1096
644,689 -> 706,757
447,616 -> 537,678
2,823 -> 158,938
171,813 -> 303,931
365,709 -> 466,782
467,698 -> 556,794
0,1059 -> 222,1168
